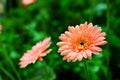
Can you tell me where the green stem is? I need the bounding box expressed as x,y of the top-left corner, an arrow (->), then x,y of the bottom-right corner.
0,64 -> 16,80
106,0 -> 111,79
89,0 -> 94,22
83,59 -> 90,80
43,61 -> 48,73
1,46 -> 21,80
106,0 -> 110,32
42,61 -> 49,80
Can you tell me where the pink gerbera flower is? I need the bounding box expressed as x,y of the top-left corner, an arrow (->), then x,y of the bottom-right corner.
57,22 -> 107,62
22,0 -> 36,5
19,37 -> 52,68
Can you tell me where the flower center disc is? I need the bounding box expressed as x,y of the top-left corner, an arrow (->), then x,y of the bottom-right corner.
78,40 -> 88,50
80,42 -> 84,45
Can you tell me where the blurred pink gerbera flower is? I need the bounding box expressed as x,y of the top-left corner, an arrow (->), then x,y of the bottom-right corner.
22,0 -> 36,5
57,22 -> 107,62
19,37 -> 52,68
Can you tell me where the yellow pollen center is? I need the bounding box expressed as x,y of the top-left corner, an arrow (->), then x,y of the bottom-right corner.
78,41 -> 88,50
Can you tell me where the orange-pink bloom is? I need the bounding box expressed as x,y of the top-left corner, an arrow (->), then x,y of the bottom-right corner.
57,22 -> 107,62
19,37 -> 52,68
22,0 -> 36,5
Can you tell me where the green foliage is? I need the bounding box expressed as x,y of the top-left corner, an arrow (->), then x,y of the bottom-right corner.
0,0 -> 120,80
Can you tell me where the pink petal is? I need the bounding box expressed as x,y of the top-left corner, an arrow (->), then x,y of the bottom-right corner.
94,41 -> 107,45
85,50 -> 92,59
77,54 -> 83,61
61,50 -> 71,56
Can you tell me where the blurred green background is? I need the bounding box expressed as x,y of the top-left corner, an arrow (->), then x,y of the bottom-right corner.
0,0 -> 120,80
